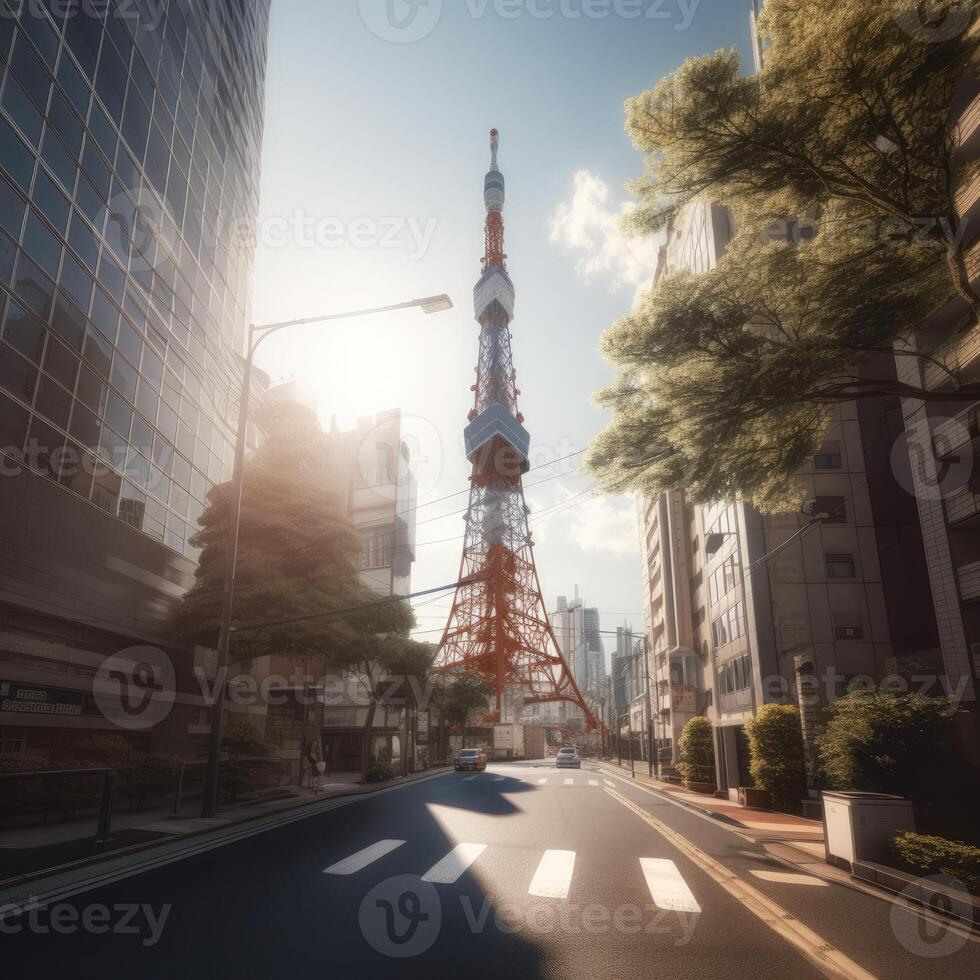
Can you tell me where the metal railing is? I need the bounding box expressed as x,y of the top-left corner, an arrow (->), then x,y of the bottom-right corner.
0,768 -> 115,844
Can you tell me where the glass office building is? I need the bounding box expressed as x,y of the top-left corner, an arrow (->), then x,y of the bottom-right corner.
0,0 -> 269,559
0,0 -> 270,757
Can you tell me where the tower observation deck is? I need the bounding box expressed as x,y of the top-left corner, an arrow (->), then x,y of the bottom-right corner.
433,131 -> 597,730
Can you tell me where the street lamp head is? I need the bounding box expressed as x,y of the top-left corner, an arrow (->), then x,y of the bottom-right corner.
415,294 -> 454,315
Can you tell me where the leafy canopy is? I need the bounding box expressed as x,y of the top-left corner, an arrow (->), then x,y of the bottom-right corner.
591,0 -> 979,510
440,674 -> 492,729
172,400 -> 413,666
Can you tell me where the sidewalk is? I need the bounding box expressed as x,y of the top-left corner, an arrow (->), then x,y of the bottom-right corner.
600,759 -> 824,840
0,767 -> 449,886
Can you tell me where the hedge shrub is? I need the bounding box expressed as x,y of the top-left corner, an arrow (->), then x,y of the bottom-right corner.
677,716 -> 715,784
746,704 -> 807,813
890,832 -> 980,895
815,692 -> 956,801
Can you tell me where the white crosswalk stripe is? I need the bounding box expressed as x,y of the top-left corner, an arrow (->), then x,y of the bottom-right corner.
323,839 -> 405,875
563,778 -> 574,786
537,777 -> 548,784
422,843 -> 487,884
462,775 -> 477,781
640,858 -> 701,913
588,780 -> 599,786
603,779 -> 616,787
529,849 -> 576,899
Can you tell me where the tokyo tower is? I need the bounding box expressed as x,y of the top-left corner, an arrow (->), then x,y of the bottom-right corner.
434,130 -> 597,731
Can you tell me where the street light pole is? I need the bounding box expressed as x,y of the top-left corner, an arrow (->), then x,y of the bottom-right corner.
200,294 -> 453,817
642,635 -> 654,779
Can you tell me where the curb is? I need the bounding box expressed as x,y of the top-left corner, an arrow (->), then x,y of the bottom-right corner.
0,766 -> 452,897
596,761 -> 749,830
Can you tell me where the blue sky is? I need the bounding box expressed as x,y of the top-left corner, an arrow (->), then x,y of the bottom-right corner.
251,0 -> 754,653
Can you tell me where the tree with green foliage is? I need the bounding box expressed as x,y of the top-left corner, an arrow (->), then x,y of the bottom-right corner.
745,703 -> 807,812
172,399 -> 413,666
358,636 -> 436,781
677,715 -> 715,786
590,0 -> 980,510
816,692 -> 956,801
441,674 -> 492,732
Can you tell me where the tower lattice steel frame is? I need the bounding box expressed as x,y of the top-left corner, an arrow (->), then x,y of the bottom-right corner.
434,131 -> 597,730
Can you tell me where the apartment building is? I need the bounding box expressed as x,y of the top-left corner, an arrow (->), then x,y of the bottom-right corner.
636,200 -> 939,794
894,67 -> 980,760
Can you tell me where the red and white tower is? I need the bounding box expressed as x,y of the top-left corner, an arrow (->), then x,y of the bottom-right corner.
434,130 -> 596,730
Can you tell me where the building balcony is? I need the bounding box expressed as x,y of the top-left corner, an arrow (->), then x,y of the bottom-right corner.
944,484 -> 980,527
957,560 -> 980,602
958,90 -> 980,155
956,170 -> 980,226
923,238 -> 980,389
933,406 -> 980,459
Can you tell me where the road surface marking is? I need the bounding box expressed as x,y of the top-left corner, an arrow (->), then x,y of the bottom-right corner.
529,850 -> 576,899
640,858 -> 701,913
537,777 -> 547,784
603,779 -> 616,787
491,775 -> 506,782
604,788 -> 876,980
588,779 -> 599,786
563,778 -> 574,786
323,839 -> 405,875
750,870 -> 829,887
462,775 -> 477,781
421,843 -> 487,884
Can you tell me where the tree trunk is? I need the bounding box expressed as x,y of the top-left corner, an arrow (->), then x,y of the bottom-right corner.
360,698 -> 377,784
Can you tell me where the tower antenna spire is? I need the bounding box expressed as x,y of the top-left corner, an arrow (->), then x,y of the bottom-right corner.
483,128 -> 506,271
434,132 -> 596,733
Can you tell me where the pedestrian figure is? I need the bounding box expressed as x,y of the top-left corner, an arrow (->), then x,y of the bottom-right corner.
305,738 -> 324,795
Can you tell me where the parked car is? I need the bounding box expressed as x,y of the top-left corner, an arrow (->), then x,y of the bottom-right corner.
455,748 -> 487,772
555,747 -> 581,769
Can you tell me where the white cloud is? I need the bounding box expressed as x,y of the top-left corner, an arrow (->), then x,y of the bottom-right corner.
549,170 -> 658,298
570,493 -> 640,557
536,485 -> 640,557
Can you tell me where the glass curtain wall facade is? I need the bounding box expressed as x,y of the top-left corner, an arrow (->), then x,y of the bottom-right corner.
0,0 -> 270,560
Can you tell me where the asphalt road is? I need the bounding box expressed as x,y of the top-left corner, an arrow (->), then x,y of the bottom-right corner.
1,761 -> 978,979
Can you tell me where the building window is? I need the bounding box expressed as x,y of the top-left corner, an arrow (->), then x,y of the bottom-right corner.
359,526 -> 394,570
813,496 -> 847,523
711,600 -> 745,649
814,451 -> 842,470
835,626 -> 864,640
826,554 -> 856,579
708,555 -> 739,604
718,653 -> 752,695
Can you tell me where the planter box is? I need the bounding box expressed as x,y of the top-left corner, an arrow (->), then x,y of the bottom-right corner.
737,786 -> 771,809
683,780 -> 717,795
